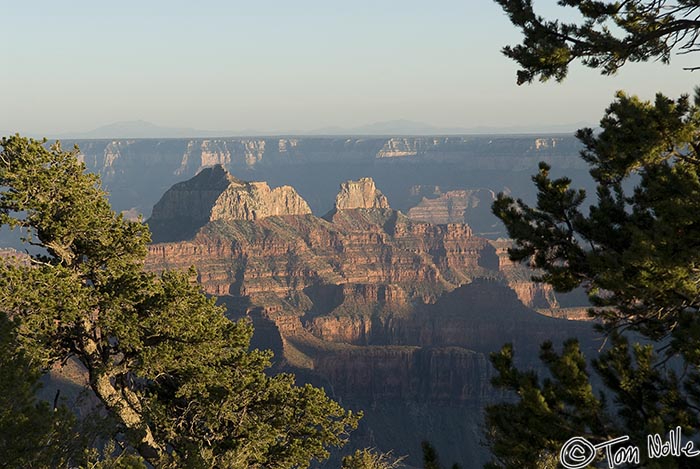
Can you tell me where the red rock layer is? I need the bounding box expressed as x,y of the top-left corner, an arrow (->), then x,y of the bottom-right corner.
144,175 -> 593,408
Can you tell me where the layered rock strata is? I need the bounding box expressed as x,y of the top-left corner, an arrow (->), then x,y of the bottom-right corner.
334,177 -> 390,210
63,135 -> 587,224
144,171 -> 595,468
147,165 -> 311,242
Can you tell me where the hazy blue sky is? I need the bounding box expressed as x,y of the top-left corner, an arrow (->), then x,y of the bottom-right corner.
2,0 -> 699,135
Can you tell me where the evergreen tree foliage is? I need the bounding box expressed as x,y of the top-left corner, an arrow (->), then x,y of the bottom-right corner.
422,441 -> 441,469
493,90 -> 700,351
341,448 -> 405,469
0,313 -> 79,468
489,3 -> 700,465
421,441 -> 461,469
486,89 -> 700,467
484,334 -> 700,468
494,1 -> 700,84
0,135 -> 359,467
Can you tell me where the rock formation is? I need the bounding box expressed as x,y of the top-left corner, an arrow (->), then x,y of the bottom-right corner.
333,177 -> 390,210
63,135 -> 588,226
407,188 -> 501,236
143,171 -> 595,468
0,248 -> 28,266
407,189 -> 495,223
147,165 -> 311,242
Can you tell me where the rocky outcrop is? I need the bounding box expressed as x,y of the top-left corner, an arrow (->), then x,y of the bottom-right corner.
143,172 -> 595,468
145,173 -> 586,326
334,177 -> 390,211
209,180 -> 311,221
0,248 -> 29,266
487,238 -> 594,312
408,189 -> 495,223
303,280 -> 589,351
147,165 -> 311,242
406,188 -> 503,237
174,139 -> 267,175
64,135 -> 588,223
508,281 -> 559,309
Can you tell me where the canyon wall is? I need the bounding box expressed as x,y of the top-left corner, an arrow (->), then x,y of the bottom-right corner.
144,169 -> 595,467
0,135 -> 596,466
63,135 -> 590,240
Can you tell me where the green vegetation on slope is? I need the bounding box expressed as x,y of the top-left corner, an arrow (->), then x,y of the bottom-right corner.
0,135 -> 359,468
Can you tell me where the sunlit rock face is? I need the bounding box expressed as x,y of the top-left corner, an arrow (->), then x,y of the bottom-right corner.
333,177 -> 390,210
147,165 -> 311,241
69,135 -> 586,227
143,170 -> 594,469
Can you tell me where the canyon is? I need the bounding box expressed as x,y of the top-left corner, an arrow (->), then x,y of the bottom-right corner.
66,135 -> 592,239
144,165 -> 596,467
0,135 -> 598,466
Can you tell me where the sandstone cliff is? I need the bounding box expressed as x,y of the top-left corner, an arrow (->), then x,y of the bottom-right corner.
145,173 -> 590,356
143,173 -> 595,468
0,248 -> 29,266
147,165 -> 311,242
333,177 -> 390,210
63,135 -> 588,227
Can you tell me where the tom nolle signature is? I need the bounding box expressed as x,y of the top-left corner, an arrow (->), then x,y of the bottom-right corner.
559,427 -> 700,469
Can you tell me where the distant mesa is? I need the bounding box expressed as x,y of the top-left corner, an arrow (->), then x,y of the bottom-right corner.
142,165 -> 594,465
147,164 -> 311,242
334,177 -> 390,211
407,188 -> 501,236
48,118 -> 593,140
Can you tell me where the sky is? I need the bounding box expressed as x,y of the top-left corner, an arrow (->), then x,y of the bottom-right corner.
2,0 -> 699,135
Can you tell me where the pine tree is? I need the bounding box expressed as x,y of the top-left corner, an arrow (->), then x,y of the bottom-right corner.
486,2 -> 700,465
486,89 -> 700,468
0,135 -> 359,467
494,0 -> 700,84
421,441 -> 461,469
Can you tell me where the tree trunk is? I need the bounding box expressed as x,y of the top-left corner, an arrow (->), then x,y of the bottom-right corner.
81,321 -> 161,462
